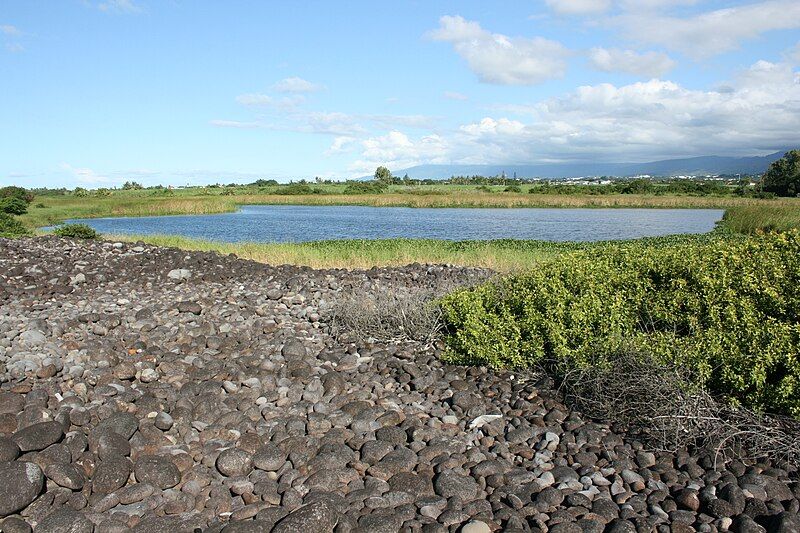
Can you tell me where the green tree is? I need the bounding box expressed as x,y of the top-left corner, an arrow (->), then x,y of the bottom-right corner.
762,150 -> 800,197
374,166 -> 392,183
0,197 -> 28,215
0,186 -> 34,203
122,181 -> 144,190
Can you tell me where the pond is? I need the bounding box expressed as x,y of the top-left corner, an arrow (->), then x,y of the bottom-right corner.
60,205 -> 724,242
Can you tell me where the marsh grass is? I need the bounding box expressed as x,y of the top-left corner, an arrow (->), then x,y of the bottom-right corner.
23,188 -> 800,229
720,205 -> 800,234
100,234 -> 588,271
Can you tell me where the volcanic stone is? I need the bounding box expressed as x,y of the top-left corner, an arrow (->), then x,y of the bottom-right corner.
0,461 -> 44,516
134,455 -> 181,489
12,421 -> 64,452
433,471 -> 479,500
216,448 -> 253,477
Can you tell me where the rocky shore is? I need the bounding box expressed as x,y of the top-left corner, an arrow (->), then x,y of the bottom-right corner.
0,236 -> 797,532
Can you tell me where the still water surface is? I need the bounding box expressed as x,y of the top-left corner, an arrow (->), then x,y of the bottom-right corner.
63,205 -> 724,242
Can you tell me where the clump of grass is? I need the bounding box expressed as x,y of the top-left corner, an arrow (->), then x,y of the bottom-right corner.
720,205 -> 800,234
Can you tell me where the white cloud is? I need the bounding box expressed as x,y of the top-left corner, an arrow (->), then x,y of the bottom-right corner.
444,91 -> 469,101
460,117 -> 526,136
615,0 -> 800,58
5,43 -> 23,52
1,25 -> 22,36
350,131 -> 449,174
60,163 -> 112,184
428,15 -> 569,85
324,136 -> 356,156
271,76 -> 323,93
343,59 -> 800,171
235,93 -> 273,106
472,61 -> 799,161
209,119 -> 261,129
588,47 -> 676,77
545,0 -> 611,15
98,0 -> 142,13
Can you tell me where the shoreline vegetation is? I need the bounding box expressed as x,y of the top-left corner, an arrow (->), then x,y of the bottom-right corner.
21,188 -> 800,229
14,184 -> 799,270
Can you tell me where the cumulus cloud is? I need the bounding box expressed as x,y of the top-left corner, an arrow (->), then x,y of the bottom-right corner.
545,0 -> 611,15
271,76 -> 323,93
342,59 -> 800,171
428,15 -> 569,85
588,47 -> 676,77
466,60 -> 800,161
324,136 -> 356,156
349,131 -> 449,174
615,0 -> 800,58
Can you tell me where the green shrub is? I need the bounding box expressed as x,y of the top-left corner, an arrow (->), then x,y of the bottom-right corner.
503,184 -> 522,193
0,213 -> 29,237
0,197 -> 28,215
0,186 -> 34,203
343,182 -> 387,195
53,223 -> 99,240
273,183 -> 314,195
441,232 -> 800,417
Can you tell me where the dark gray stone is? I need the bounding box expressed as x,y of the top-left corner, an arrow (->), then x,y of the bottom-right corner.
133,455 -> 181,489
12,422 -> 64,452
0,461 -> 44,516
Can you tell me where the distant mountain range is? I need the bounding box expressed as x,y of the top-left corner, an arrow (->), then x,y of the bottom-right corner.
386,151 -> 788,180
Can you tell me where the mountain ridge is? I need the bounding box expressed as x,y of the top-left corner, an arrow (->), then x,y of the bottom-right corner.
380,151 -> 788,180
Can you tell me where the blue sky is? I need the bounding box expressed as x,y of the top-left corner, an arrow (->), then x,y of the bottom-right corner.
2,0 -> 799,187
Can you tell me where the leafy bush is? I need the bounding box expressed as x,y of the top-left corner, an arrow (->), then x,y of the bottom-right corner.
343,181 -> 387,194
0,186 -> 34,203
503,184 -> 522,193
273,183 -> 314,195
53,223 -> 99,240
0,197 -> 28,215
476,185 -> 493,193
441,232 -> 800,417
0,213 -> 29,237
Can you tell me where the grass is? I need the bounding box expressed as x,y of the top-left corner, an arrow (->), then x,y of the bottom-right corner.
104,235 -> 579,271
720,205 -> 800,234
103,233 -> 727,271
